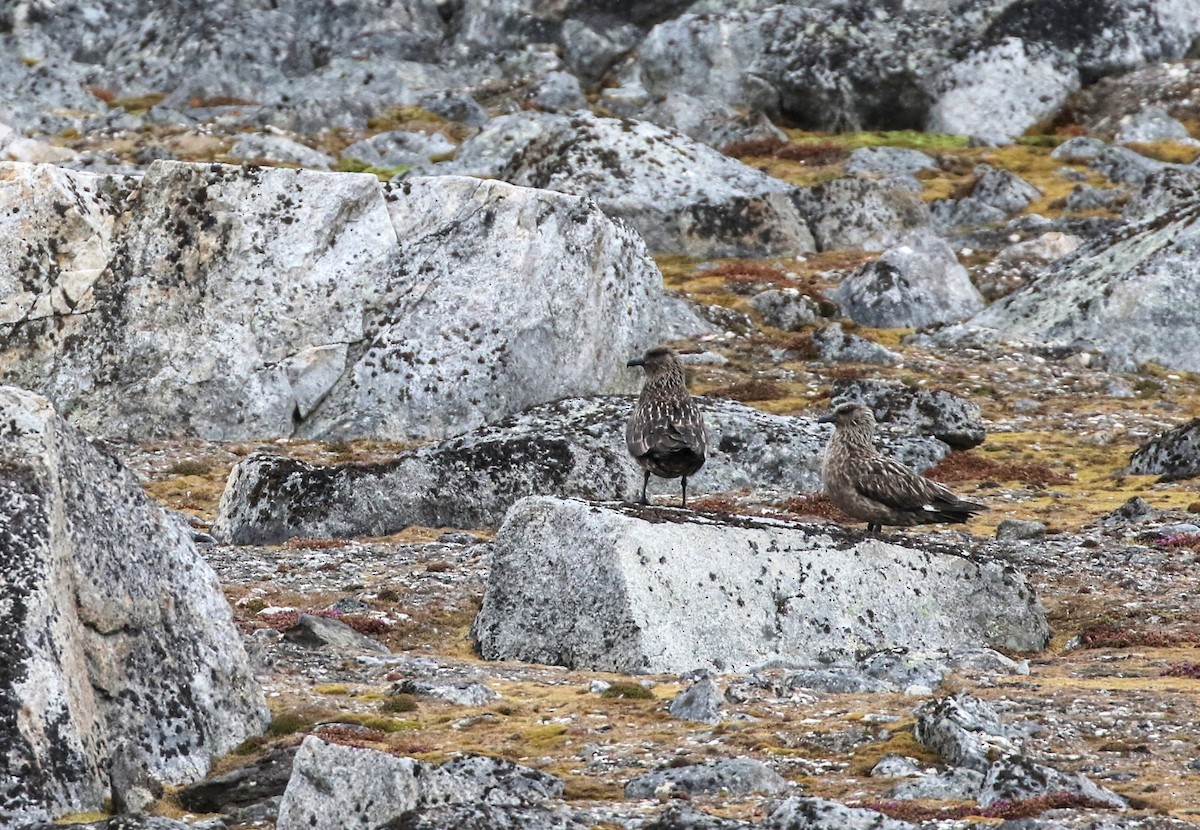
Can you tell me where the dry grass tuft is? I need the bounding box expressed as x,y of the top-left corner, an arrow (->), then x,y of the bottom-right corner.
708,379 -> 789,402
926,451 -> 1071,486
866,792 -> 1122,822
600,682 -> 655,701
283,536 -> 353,549
1161,662 -> 1200,679
722,137 -> 849,165
1074,622 -> 1189,650
774,493 -> 854,524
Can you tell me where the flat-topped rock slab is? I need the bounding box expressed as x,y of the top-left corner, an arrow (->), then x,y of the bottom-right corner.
472,497 -> 1048,674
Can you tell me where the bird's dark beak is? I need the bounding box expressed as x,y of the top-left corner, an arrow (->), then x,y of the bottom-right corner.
816,412 -> 835,424
626,358 -> 645,367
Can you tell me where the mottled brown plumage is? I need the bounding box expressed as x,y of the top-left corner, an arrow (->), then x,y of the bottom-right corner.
626,346 -> 707,507
819,401 -> 984,532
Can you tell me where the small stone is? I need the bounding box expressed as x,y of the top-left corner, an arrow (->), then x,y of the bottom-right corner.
995,519 -> 1047,541
283,614 -> 390,654
668,677 -> 723,725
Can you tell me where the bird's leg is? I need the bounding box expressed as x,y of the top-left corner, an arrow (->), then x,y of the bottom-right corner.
681,476 -> 688,509
867,522 -> 880,533
640,470 -> 651,505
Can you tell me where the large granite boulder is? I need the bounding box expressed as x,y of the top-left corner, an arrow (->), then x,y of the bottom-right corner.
211,395 -> 949,545
409,111 -> 815,258
0,161 -> 663,441
0,387 -> 267,825
940,192 -> 1200,372
472,497 -> 1049,674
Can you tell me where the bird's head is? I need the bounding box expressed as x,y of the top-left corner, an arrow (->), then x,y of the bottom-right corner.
627,346 -> 681,376
817,401 -> 876,430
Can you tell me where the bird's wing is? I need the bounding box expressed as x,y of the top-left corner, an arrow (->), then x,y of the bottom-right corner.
626,399 -> 707,458
853,455 -> 954,512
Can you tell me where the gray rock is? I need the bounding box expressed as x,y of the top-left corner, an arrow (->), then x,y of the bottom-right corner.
473,497 -> 1049,674
979,754 -> 1127,809
844,147 -> 937,178
624,758 -> 787,799
426,755 -> 564,805
870,755 -> 921,778
277,738 -> 426,830
562,17 -> 645,88
970,166 -> 1042,215
227,134 -> 336,169
178,746 -> 298,815
379,802 -> 590,830
0,387 -> 267,824
812,324 -> 903,366
639,92 -> 787,151
761,795 -> 916,830
780,668 -> 891,695
750,289 -> 820,331
1097,496 -> 1159,527
393,680 -> 500,706
834,231 -> 984,329
340,130 -> 456,168
930,196 -> 1008,230
21,818 -> 229,830
926,38 -> 1079,143
941,191 -> 1200,372
1089,145 -> 1179,185
661,294 -> 722,340
416,90 -> 490,127
1050,136 -> 1109,161
888,767 -> 984,800
913,694 -> 1018,773
796,177 -> 930,252
668,677 -> 723,724
996,519 -> 1048,541
414,111 -> 814,257
641,804 -> 756,829
830,378 -> 985,449
1122,167 -> 1200,221
211,395 -> 947,544
528,71 -> 588,112
277,737 -> 564,830
1115,105 -> 1195,145
1128,418 -> 1200,482
1065,184 -> 1126,212
0,162 -> 662,441
283,614 -> 390,654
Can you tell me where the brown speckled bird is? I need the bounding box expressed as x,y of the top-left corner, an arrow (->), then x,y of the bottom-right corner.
626,346 -> 707,508
819,401 -> 984,532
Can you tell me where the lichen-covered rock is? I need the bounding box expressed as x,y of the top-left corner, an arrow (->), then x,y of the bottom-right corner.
380,802 -> 591,830
887,767 -> 984,801
926,38 -> 1079,143
0,387 -> 266,825
833,231 -> 984,329
969,166 -> 1042,215
340,130 -> 457,169
641,804 -> 755,830
830,378 -> 986,449
210,395 -> 946,545
844,147 -> 938,178
277,738 -> 565,830
624,758 -> 787,799
637,92 -> 787,150
1088,144 -> 1182,185
473,498 -> 1049,674
1128,418 -> 1200,481
913,694 -> 1018,772
668,677 -> 722,724
282,614 -> 389,654
749,288 -> 821,332
812,324 -> 903,366
413,111 -> 814,257
978,754 -> 1127,809
1122,167 -> 1200,221
1114,105 -> 1196,144
177,747 -> 298,816
0,161 -> 663,441
796,177 -> 930,252
941,192 -> 1200,372
761,795 -> 916,830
